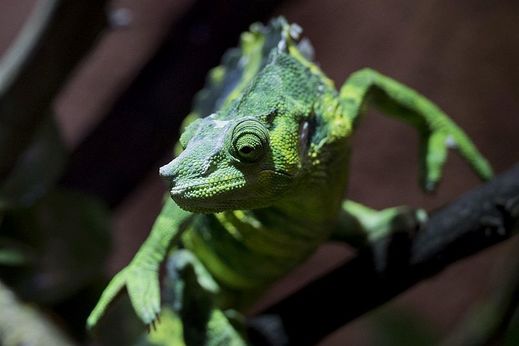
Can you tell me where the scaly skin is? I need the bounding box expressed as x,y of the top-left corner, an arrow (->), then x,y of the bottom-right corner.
88,17 -> 492,345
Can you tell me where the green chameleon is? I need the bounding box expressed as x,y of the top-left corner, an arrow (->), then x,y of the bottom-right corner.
87,17 -> 492,345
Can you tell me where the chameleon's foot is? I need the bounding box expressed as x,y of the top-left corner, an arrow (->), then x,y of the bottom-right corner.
164,250 -> 247,346
420,129 -> 492,192
333,200 -> 427,248
165,250 -> 219,313
364,205 -> 427,245
87,261 -> 161,330
368,207 -> 427,273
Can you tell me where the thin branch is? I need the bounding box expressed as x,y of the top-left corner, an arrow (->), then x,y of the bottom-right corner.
0,279 -> 75,346
248,164 -> 519,346
0,0 -> 108,180
0,0 -> 58,95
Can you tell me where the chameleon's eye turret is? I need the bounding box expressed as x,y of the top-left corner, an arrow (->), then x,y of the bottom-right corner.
230,119 -> 269,163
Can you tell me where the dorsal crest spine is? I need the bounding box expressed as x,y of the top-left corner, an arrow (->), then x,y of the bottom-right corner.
190,17 -> 315,119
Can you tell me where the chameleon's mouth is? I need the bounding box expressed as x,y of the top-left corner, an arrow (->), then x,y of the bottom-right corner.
169,177 -> 248,213
170,177 -> 246,199
170,170 -> 293,198
168,170 -> 294,213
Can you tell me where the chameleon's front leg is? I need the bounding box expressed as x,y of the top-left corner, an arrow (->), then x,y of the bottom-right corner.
87,198 -> 192,329
164,250 -> 247,346
340,68 -> 493,190
330,200 -> 426,248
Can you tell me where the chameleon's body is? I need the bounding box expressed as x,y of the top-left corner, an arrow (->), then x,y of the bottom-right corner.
88,18 -> 492,345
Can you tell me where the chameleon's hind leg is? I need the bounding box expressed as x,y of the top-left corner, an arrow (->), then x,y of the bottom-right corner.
330,200 -> 427,248
164,249 -> 247,346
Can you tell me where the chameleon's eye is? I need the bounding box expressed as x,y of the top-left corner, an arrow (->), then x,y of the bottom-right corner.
231,119 -> 269,163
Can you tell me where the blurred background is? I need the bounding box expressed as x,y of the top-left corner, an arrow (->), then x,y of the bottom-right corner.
0,0 -> 518,345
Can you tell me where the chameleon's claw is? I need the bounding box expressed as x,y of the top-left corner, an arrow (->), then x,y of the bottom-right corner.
145,313 -> 161,334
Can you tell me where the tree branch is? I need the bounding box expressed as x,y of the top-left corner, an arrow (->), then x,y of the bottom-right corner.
248,164 -> 519,346
0,279 -> 75,346
0,0 -> 108,180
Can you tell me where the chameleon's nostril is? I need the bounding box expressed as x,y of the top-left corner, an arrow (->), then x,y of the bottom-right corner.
200,159 -> 218,177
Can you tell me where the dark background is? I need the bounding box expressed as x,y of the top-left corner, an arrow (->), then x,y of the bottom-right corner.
1,1 -> 518,344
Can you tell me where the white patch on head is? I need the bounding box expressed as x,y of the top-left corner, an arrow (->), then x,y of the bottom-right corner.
212,119 -> 229,129
207,113 -> 230,129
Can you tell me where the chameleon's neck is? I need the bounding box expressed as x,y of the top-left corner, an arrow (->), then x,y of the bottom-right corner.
267,188 -> 343,239
256,145 -> 352,241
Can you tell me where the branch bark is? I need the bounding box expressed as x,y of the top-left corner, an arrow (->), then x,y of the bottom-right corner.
0,0 -> 108,180
248,164 -> 519,346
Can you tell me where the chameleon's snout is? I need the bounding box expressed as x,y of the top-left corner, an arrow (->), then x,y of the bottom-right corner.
159,160 -> 177,180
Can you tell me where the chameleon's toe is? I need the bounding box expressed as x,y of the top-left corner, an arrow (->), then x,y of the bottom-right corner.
421,130 -> 448,192
114,261 -> 163,328
86,268 -> 128,330
145,312 -> 162,334
470,154 -> 493,181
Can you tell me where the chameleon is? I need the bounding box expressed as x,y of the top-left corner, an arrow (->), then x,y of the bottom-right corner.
87,17 -> 492,345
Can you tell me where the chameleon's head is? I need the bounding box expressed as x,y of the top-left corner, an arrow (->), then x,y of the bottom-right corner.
159,46 -> 340,213
159,112 -> 304,213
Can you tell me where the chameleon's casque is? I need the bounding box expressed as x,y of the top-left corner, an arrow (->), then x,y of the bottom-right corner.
88,17 -> 492,346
